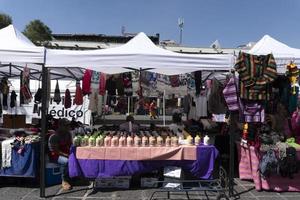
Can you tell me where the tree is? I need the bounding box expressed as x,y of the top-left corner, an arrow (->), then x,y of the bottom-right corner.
23,20 -> 52,44
0,13 -> 12,29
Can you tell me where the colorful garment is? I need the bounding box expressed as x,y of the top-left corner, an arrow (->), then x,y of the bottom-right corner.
123,72 -> 133,96
82,69 -> 92,95
74,81 -> 83,105
234,52 -> 277,100
99,73 -> 106,96
223,77 -> 239,111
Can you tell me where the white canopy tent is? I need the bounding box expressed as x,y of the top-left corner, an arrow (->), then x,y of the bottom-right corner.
0,25 -> 85,80
46,32 -> 234,75
0,24 -> 45,64
248,35 -> 300,73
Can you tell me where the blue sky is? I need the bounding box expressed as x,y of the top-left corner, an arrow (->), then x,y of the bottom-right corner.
1,0 -> 300,48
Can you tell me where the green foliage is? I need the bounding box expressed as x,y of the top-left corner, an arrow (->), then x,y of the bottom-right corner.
23,20 -> 52,44
0,13 -> 12,29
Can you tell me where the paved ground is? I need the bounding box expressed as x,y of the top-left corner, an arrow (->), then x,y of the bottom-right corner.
0,178 -> 300,200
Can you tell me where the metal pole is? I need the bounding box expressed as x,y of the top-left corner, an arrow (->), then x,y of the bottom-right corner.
228,113 -> 236,197
163,90 -> 166,126
40,50 -> 48,198
127,96 -> 130,115
180,28 -> 183,45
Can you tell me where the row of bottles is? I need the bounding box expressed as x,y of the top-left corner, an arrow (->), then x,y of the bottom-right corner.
73,130 -> 209,147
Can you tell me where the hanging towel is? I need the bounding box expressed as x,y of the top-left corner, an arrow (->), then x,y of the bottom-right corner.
82,69 -> 92,95
1,138 -> 14,168
10,91 -> 17,108
64,89 -> 71,109
74,81 -> 83,105
53,80 -> 61,104
99,73 -> 106,95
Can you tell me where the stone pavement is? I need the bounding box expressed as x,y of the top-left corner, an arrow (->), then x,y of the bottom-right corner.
0,178 -> 300,200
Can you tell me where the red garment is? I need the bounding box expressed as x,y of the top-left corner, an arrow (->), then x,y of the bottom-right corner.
64,89 -> 71,109
74,81 -> 83,105
99,73 -> 106,95
82,69 -> 92,95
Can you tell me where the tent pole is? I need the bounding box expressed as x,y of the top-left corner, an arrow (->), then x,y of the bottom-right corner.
40,50 -> 48,198
163,90 -> 166,126
228,112 -> 236,197
127,96 -> 130,115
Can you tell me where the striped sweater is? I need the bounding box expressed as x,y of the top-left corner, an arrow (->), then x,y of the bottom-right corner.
223,77 -> 239,111
235,52 -> 277,100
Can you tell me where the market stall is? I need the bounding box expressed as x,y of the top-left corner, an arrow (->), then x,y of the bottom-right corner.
232,35 -> 300,192
44,32 -> 235,197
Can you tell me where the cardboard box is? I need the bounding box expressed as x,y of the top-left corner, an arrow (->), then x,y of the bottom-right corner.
141,177 -> 159,188
3,114 -> 26,129
95,176 -> 131,189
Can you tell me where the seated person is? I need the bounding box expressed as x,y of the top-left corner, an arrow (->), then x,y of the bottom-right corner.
48,118 -> 72,191
169,113 -> 184,135
119,115 -> 139,133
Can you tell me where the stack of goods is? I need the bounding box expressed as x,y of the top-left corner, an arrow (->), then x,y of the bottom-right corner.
73,130 -> 203,147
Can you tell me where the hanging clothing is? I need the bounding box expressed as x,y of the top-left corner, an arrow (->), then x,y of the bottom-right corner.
106,76 -> 116,96
20,66 -> 32,104
194,71 -> 202,96
2,138 -> 14,168
82,69 -> 92,95
288,86 -> 299,114
0,95 -> 2,116
74,81 -> 83,105
169,75 -> 180,87
195,92 -> 208,118
234,52 -> 277,100
99,73 -> 106,96
64,89 -> 71,109
123,72 -> 133,96
0,77 -> 9,110
115,75 -> 124,96
223,77 -> 239,111
53,80 -> 61,104
183,94 -> 192,115
89,88 -> 99,112
208,78 -> 227,114
89,71 -> 101,112
10,91 -> 17,108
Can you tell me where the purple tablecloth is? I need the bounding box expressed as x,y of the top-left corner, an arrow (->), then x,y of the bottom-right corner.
69,145 -> 219,179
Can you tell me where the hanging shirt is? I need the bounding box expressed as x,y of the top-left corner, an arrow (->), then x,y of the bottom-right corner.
234,52 -> 277,100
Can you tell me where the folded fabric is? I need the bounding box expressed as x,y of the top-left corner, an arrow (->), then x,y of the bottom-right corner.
286,137 -> 300,149
1,138 -> 14,168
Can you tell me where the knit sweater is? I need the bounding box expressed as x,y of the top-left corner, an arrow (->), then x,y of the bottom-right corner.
235,52 -> 277,100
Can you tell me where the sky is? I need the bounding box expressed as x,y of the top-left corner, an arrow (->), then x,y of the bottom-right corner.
1,0 -> 300,48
